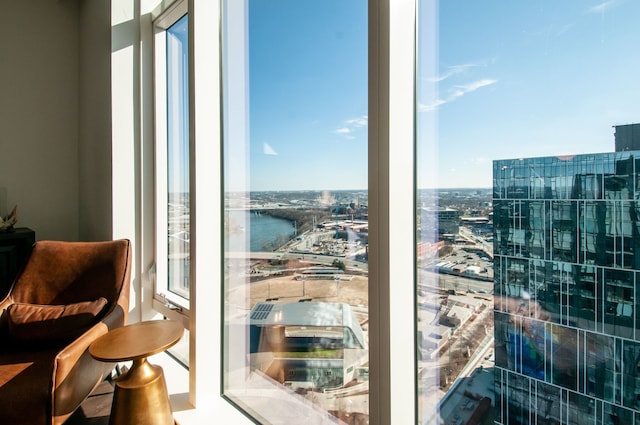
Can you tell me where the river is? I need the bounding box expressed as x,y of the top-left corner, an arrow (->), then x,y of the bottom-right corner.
225,210 -> 296,252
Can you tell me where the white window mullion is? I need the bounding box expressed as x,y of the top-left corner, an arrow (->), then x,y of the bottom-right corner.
189,0 -> 225,412
369,0 -> 417,424
389,0 -> 417,423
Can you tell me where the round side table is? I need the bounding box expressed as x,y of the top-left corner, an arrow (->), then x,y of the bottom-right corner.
89,320 -> 184,425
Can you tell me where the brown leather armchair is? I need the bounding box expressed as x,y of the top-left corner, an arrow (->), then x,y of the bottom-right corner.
0,239 -> 131,425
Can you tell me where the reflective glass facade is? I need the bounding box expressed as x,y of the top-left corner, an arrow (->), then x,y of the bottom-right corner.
494,153 -> 640,425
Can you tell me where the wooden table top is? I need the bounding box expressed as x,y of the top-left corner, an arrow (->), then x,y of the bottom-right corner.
89,320 -> 184,362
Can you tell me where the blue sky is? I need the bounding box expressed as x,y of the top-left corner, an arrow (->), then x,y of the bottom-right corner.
421,0 -> 640,188
245,0 -> 640,191
248,0 -> 367,191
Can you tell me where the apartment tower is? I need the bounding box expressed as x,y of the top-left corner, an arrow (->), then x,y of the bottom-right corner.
493,146 -> 640,424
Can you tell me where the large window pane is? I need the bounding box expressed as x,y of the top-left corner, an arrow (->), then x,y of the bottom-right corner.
166,14 -> 190,300
417,1 -> 640,424
222,1 -> 369,423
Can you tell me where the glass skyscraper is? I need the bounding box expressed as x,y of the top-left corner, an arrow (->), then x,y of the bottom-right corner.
493,152 -> 640,425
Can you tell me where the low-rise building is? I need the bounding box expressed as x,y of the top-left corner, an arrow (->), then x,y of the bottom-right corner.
248,301 -> 368,390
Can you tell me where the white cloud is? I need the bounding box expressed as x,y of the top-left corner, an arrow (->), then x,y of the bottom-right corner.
588,0 -> 617,13
420,79 -> 497,112
430,60 -> 495,83
451,79 -> 497,98
263,142 -> 278,155
418,99 -> 446,112
430,63 -> 479,82
422,60 -> 497,112
335,115 -> 368,138
346,116 -> 368,128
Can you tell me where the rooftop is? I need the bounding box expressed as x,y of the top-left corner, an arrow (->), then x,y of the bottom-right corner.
250,301 -> 367,349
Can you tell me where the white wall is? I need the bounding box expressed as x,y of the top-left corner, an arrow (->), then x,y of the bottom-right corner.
79,0 -> 113,241
0,0 -> 113,242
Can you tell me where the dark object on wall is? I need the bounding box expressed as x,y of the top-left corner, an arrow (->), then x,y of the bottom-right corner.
0,227 -> 35,298
0,239 -> 132,425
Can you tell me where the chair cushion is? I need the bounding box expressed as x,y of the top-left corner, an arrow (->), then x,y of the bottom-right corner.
6,298 -> 108,344
0,347 -> 61,425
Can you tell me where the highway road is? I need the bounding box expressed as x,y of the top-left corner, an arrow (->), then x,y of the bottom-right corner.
459,226 -> 493,258
225,251 -> 369,272
419,268 -> 493,295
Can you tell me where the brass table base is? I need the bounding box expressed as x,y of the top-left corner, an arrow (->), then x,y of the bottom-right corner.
110,358 -> 174,425
89,320 -> 184,425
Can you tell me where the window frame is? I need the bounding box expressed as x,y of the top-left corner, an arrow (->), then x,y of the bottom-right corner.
146,0 -> 419,422
153,0 -> 191,326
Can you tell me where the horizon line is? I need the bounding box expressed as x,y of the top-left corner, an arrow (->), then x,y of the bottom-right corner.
222,187 -> 493,193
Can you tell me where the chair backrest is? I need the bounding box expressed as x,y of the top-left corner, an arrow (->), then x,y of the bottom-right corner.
10,240 -> 131,311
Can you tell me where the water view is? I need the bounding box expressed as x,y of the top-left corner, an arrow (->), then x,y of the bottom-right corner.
225,209 -> 296,252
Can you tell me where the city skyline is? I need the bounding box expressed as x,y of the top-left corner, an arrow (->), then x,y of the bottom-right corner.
246,0 -> 640,191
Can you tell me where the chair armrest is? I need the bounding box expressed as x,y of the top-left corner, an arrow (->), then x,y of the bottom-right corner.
56,304 -> 124,364
51,305 -> 127,423
0,297 -> 12,311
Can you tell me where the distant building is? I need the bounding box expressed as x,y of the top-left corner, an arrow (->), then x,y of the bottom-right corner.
460,216 -> 493,236
417,240 -> 444,258
615,123 -> 640,152
421,207 -> 460,240
494,151 -> 640,424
